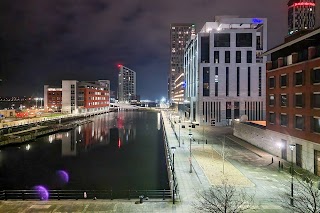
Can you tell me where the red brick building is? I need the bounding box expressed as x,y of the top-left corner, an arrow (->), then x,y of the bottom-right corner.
44,80 -> 110,114
264,27 -> 320,174
77,81 -> 110,112
44,87 -> 62,112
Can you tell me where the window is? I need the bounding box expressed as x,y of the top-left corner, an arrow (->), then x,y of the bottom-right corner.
234,102 -> 240,119
280,94 -> 288,107
214,51 -> 219,63
269,112 -> 275,124
203,67 -> 210,96
201,36 -> 210,63
258,67 -> 262,96
295,93 -> 304,108
256,36 -> 262,50
236,51 -> 241,63
269,94 -> 275,106
312,93 -> 320,108
312,117 -> 320,133
225,51 -> 230,63
269,77 -> 275,88
236,33 -> 252,47
295,115 -> 304,130
226,102 -> 232,119
280,114 -> 288,126
226,67 -> 229,96
312,68 -> 320,84
214,33 -> 230,47
280,75 -> 287,87
215,67 -> 218,97
237,67 -> 240,96
248,67 -> 251,96
295,71 -> 304,86
247,51 -> 252,63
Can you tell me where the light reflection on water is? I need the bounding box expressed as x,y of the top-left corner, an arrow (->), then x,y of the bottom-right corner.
0,111 -> 169,191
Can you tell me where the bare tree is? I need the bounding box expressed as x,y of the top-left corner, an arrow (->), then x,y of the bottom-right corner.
278,175 -> 320,213
193,181 -> 255,213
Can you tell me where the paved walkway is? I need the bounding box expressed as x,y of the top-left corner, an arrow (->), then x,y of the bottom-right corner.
0,110 -> 293,212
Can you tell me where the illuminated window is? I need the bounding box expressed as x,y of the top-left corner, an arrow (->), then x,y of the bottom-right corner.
269,94 -> 275,106
280,94 -> 287,107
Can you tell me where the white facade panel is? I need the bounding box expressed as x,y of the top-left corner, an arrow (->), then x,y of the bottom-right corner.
62,80 -> 78,114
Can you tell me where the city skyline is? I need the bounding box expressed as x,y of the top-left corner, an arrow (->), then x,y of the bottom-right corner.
0,0 -> 287,100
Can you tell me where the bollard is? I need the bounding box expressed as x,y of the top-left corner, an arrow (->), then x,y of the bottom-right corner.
206,139 -> 207,144
139,195 -> 144,203
278,161 -> 280,169
272,157 -> 273,164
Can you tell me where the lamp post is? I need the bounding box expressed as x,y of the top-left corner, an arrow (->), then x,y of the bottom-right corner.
202,117 -> 205,148
178,118 -> 181,147
289,144 -> 296,206
35,98 -> 39,108
189,130 -> 193,173
171,146 -> 176,204
39,98 -> 43,109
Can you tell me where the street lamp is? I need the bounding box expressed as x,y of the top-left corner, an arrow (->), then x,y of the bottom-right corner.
39,98 -> 43,109
35,98 -> 39,108
171,146 -> 176,204
202,117 -> 205,146
178,118 -> 181,147
289,144 -> 296,206
189,130 -> 193,173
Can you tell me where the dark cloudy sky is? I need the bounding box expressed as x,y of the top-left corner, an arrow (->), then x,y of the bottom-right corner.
0,0 -> 287,100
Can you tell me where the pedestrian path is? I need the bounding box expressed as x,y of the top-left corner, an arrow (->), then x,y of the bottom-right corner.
161,111 -> 212,212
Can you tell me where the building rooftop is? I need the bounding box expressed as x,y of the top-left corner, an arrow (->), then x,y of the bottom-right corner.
263,26 -> 320,57
199,17 -> 266,33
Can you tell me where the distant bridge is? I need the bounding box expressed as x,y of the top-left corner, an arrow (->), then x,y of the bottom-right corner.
110,103 -> 139,110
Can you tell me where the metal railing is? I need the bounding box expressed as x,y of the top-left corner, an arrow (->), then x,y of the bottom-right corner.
0,189 -> 172,200
160,112 -> 179,200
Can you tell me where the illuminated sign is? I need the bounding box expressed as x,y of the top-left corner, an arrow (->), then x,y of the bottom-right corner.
293,2 -> 315,7
252,18 -> 263,24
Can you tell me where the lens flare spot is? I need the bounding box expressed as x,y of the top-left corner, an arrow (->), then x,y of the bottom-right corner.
57,170 -> 69,184
34,185 -> 49,201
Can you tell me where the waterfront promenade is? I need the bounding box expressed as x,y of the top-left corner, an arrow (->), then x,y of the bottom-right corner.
0,110 -> 293,212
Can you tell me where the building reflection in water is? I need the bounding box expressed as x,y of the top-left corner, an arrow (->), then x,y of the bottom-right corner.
58,113 -> 138,156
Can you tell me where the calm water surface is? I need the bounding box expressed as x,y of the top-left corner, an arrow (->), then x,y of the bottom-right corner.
0,111 -> 169,191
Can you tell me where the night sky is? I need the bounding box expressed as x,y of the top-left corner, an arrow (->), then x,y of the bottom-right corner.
0,0 -> 287,100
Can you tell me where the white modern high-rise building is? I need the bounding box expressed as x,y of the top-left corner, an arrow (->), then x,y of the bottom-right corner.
118,65 -> 136,103
288,0 -> 316,34
184,16 -> 267,126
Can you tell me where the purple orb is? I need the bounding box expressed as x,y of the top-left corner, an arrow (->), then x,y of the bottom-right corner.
57,170 -> 69,184
34,185 -> 49,200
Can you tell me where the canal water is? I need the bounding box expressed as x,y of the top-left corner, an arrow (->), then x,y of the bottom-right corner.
0,111 -> 169,192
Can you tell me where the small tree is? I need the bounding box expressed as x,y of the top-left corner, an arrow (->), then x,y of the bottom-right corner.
278,175 -> 320,213
193,181 -> 255,213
